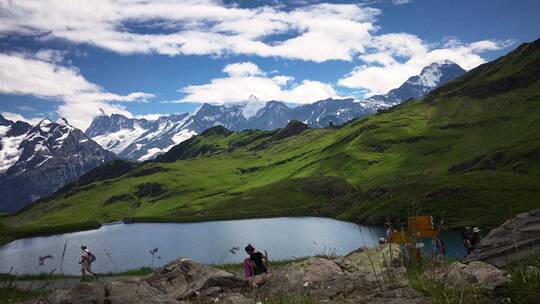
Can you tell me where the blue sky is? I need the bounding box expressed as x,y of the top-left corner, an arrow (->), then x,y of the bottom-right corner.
0,0 -> 538,130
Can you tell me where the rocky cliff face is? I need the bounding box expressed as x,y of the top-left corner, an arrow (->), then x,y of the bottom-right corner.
0,117 -> 116,212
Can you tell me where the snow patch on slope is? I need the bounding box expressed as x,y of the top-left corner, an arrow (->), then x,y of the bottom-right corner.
92,123 -> 146,154
137,129 -> 197,161
0,131 -> 25,173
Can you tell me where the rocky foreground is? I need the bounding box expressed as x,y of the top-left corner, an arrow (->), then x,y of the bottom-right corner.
465,208 -> 540,267
26,247 -> 511,304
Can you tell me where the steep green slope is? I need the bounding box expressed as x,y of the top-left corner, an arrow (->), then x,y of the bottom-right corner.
3,39 -> 540,236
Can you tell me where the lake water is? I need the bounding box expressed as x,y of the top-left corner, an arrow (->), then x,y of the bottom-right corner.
0,217 -> 466,275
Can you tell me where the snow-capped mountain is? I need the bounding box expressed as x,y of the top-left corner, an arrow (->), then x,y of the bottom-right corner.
361,60 -> 466,108
86,113 -> 194,161
292,98 -> 371,128
0,116 -> 116,212
87,61 -> 465,161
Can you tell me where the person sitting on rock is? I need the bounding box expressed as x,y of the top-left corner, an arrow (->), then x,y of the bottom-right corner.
245,244 -> 267,275
243,257 -> 253,279
79,245 -> 97,279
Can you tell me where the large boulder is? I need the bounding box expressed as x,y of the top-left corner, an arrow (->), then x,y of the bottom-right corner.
465,208 -> 540,267
146,258 -> 249,300
335,246 -> 404,283
434,261 -> 510,293
254,246 -> 427,304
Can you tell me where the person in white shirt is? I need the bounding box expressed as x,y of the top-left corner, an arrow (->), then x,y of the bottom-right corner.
79,245 -> 96,278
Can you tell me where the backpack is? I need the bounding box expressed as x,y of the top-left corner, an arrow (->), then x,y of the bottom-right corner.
88,252 -> 96,263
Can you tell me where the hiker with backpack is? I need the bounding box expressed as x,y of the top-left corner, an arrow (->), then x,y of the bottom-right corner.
79,245 -> 97,278
245,244 -> 268,276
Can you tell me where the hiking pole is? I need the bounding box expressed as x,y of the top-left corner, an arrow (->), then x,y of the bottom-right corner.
59,240 -> 68,275
264,250 -> 269,272
105,249 -> 118,273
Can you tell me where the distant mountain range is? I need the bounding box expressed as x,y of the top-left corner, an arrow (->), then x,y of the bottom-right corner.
0,117 -> 116,212
0,60 -> 464,212
87,61 -> 465,161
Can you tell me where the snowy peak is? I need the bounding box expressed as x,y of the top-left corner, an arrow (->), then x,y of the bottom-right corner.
0,117 -> 115,212
0,118 -> 30,173
86,112 -> 196,161
363,61 -> 466,108
241,95 -> 266,119
0,114 -> 13,127
407,60 -> 464,88
55,117 -> 71,126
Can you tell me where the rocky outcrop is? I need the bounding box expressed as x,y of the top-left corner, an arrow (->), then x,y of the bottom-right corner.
252,247 -> 426,303
464,208 -> 540,267
146,258 -> 248,300
272,120 -> 308,140
29,247 -> 428,304
432,261 -> 510,293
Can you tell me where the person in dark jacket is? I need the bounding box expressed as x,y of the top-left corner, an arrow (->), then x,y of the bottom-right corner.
468,227 -> 482,252
462,226 -> 472,255
245,244 -> 267,275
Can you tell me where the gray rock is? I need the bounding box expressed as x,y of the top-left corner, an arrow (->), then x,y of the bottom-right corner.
465,208 -> 540,267
105,278 -> 179,303
435,261 -> 510,293
255,248 -> 427,303
221,293 -> 254,304
146,258 -> 248,300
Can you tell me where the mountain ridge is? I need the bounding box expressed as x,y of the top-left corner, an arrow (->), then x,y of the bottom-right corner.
87,61 -> 464,161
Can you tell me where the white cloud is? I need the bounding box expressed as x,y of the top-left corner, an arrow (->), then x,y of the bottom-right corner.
392,0 -> 412,5
181,62 -> 338,104
272,75 -> 295,86
338,36 -> 511,96
1,112 -> 42,125
34,49 -> 66,63
0,52 -> 154,129
0,1 -> 513,114
0,0 -> 380,62
223,62 -> 263,77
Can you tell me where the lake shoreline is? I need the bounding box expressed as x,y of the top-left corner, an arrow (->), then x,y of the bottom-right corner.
0,212 -> 376,246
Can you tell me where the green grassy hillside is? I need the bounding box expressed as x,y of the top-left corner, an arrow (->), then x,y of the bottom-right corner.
2,39 -> 540,239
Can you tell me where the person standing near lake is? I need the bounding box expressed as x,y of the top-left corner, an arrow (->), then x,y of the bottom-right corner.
462,226 -> 472,255
468,227 -> 482,252
79,245 -> 97,279
245,244 -> 268,275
